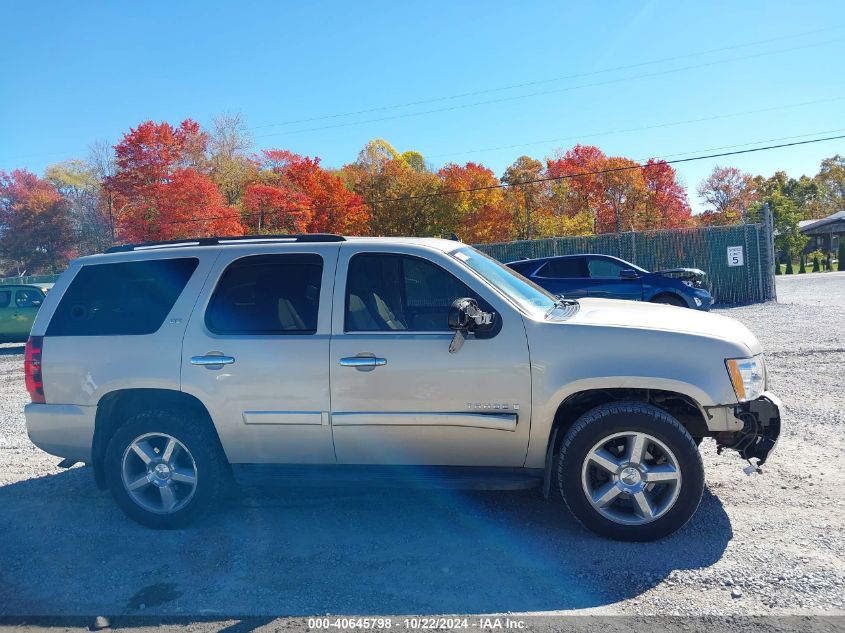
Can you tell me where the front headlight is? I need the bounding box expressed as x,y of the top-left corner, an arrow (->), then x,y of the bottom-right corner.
725,356 -> 765,401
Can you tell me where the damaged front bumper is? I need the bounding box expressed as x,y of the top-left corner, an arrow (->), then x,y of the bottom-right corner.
706,392 -> 782,466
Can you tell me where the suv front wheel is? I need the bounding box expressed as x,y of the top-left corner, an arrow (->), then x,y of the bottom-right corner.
104,409 -> 228,528
556,402 -> 704,541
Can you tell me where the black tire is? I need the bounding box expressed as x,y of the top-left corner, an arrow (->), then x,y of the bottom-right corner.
651,294 -> 687,307
556,401 -> 704,541
104,409 -> 229,529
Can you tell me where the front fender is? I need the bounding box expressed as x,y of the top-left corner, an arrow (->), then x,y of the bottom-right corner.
523,320 -> 744,467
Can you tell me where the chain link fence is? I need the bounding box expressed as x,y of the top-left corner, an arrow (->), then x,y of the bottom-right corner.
476,209 -> 777,305
0,274 -> 60,286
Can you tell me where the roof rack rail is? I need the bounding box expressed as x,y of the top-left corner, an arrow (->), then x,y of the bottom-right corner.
105,234 -> 346,253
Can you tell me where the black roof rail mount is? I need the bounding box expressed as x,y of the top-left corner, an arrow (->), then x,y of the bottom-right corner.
105,234 -> 346,253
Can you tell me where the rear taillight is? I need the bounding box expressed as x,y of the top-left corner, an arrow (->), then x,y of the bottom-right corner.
24,336 -> 45,404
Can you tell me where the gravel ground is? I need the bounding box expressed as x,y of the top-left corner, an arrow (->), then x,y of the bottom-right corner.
0,272 -> 843,623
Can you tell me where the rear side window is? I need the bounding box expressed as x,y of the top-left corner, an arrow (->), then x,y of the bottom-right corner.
0,290 -> 10,308
46,258 -> 198,336
206,254 -> 323,335
538,257 -> 588,279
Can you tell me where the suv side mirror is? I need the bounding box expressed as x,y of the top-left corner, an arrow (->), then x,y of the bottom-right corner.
448,298 -> 495,353
620,269 -> 639,280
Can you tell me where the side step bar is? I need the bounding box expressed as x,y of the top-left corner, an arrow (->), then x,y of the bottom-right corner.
232,464 -> 544,491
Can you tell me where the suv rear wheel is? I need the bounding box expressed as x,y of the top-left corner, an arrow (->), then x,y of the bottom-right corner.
556,402 -> 704,541
104,409 -> 228,528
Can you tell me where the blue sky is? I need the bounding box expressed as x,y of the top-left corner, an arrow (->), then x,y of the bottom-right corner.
1,1 -> 843,213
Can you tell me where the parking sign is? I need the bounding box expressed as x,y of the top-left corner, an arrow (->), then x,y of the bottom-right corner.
727,246 -> 744,267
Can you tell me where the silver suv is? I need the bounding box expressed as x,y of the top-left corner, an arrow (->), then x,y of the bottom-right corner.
24,234 -> 781,541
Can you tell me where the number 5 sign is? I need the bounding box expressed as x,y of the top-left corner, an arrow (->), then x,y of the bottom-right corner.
727,246 -> 744,267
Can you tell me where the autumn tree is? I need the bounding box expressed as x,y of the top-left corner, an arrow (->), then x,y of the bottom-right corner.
545,146 -> 685,234
88,140 -> 119,243
436,162 -> 510,243
814,154 -> 845,218
696,166 -> 757,225
248,150 -> 370,235
242,183 -> 309,233
106,119 -> 243,242
341,140 -> 439,236
45,159 -> 113,255
501,156 -> 548,240
597,156 -> 645,233
208,113 -> 256,206
0,170 -> 74,274
546,145 -> 606,230
640,160 -> 692,229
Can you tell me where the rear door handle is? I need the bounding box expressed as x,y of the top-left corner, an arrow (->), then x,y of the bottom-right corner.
191,355 -> 235,367
339,356 -> 387,368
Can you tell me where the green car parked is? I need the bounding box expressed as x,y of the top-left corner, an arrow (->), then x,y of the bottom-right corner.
0,284 -> 48,343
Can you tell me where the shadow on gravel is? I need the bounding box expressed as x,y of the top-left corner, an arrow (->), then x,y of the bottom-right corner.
0,468 -> 732,616
0,345 -> 24,356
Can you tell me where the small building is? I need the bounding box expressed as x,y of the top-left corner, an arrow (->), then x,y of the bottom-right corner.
800,210 -> 845,253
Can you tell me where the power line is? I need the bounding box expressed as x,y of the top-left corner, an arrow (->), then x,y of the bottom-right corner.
154,132 -> 845,226
426,96 -> 845,159
251,25 -> 845,130
636,128 -> 845,161
254,37 -> 845,139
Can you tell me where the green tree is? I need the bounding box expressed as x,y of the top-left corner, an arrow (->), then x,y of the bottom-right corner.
785,257 -> 794,274
749,179 -> 808,263
799,254 -> 806,274
45,159 -> 112,255
812,254 -> 821,272
815,154 -> 845,218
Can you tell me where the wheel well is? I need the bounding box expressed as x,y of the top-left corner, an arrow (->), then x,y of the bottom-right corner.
650,292 -> 687,306
548,388 -> 708,456
92,389 -> 219,489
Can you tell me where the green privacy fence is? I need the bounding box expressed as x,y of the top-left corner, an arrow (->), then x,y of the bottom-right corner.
475,217 -> 777,305
0,274 -> 60,286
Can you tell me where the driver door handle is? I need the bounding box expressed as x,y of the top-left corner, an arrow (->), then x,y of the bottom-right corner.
339,356 -> 387,368
191,355 -> 235,366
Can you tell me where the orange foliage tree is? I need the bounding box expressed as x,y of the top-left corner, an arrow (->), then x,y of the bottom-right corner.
436,162 -> 510,243
249,150 -> 370,235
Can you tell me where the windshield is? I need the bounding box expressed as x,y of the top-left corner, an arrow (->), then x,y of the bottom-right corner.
451,246 -> 557,317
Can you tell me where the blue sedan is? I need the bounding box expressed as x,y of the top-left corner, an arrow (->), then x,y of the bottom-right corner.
507,254 -> 714,310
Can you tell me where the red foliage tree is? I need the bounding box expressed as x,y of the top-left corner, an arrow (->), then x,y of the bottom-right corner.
106,119 -> 242,242
0,170 -> 74,273
546,145 -> 692,233
242,182 -> 310,233
696,166 -> 757,225
641,160 -> 692,229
